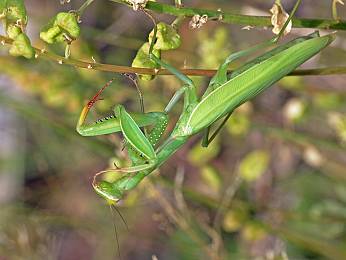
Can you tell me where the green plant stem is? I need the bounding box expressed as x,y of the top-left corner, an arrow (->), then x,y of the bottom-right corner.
110,0 -> 346,30
1,35 -> 346,77
256,124 -> 344,152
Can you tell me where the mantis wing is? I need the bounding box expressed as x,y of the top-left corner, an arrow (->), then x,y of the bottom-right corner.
187,34 -> 335,135
205,40 -> 275,98
117,105 -> 156,160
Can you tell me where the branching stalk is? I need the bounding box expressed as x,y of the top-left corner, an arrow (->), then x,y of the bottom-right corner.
1,34 -> 346,77
110,0 -> 346,30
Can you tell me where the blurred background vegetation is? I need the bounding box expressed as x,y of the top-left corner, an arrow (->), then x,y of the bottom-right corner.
0,0 -> 346,259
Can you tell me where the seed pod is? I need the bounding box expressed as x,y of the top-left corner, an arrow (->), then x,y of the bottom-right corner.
148,22 -> 181,51
132,43 -> 161,80
40,12 -> 80,44
9,33 -> 34,59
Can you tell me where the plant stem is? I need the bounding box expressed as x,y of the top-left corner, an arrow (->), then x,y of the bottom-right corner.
1,34 -> 346,77
331,0 -> 344,21
256,124 -> 344,152
110,0 -> 346,30
78,0 -> 95,16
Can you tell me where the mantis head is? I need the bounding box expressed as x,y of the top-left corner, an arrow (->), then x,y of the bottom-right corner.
93,180 -> 123,204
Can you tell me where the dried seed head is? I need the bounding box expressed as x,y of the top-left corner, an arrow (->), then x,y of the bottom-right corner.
270,3 -> 292,36
241,25 -> 254,31
129,0 -> 148,11
15,19 -> 22,26
60,0 -> 71,5
189,14 -> 208,29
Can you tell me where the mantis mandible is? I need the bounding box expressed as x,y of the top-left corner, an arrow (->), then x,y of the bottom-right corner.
76,0 -> 335,204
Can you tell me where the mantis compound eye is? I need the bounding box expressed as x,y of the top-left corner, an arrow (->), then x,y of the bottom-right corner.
93,180 -> 123,203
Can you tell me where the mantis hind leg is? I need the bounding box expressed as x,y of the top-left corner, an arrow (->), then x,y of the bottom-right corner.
201,0 -> 302,147
201,110 -> 233,147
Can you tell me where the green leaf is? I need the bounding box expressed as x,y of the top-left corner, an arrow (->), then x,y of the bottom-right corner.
148,22 -> 181,51
40,12 -> 80,44
9,33 -> 34,59
132,42 -> 161,81
239,150 -> 270,182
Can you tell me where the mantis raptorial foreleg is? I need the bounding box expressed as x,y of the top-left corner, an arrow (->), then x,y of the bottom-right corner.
92,104 -> 160,194
76,74 -> 168,198
92,107 -> 168,200
76,76 -> 167,137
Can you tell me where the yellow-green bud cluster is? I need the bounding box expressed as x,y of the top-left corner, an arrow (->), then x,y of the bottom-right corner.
132,22 -> 181,80
0,0 -> 34,58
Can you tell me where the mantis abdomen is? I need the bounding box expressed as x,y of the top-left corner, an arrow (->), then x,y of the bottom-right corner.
186,33 -> 335,135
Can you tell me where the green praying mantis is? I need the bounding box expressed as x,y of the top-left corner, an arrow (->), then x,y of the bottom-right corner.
76,1 -> 335,204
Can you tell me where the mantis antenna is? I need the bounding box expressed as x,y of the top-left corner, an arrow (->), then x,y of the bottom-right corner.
109,204 -> 122,259
121,73 -> 145,114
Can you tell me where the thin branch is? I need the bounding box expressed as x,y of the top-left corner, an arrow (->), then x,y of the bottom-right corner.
78,0 -> 96,16
1,35 -> 346,77
110,0 -> 346,30
145,180 -> 215,259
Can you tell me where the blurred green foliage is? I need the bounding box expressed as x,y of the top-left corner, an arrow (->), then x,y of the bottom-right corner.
239,149 -> 270,182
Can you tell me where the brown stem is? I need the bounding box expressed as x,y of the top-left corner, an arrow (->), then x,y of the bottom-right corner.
1,35 -> 346,77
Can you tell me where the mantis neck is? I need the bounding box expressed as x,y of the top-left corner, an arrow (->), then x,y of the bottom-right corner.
156,136 -> 189,168
118,135 -> 189,193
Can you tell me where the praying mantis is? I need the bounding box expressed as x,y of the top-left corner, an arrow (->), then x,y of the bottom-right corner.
76,1 -> 335,204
